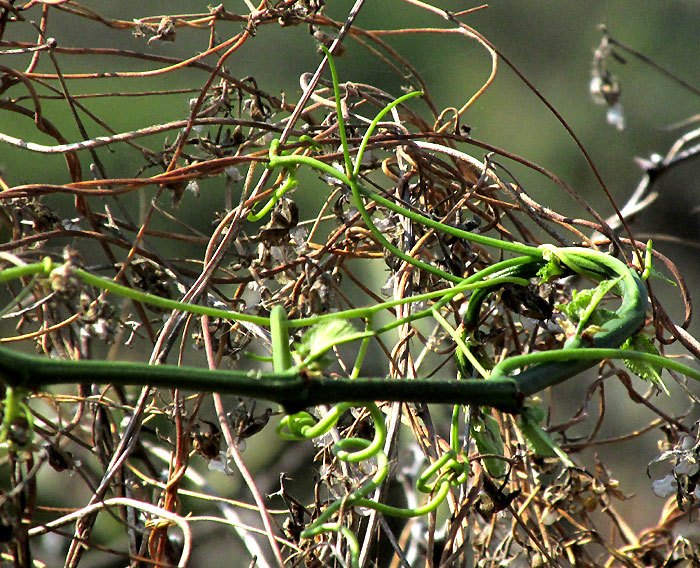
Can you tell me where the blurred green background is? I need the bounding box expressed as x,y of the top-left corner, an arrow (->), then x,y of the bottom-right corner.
2,0 -> 700,550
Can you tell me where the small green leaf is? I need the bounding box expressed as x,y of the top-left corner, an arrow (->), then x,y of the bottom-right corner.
646,265 -> 677,286
519,406 -> 574,468
294,319 -> 357,369
557,278 -> 621,335
639,239 -> 675,285
470,411 -> 506,478
537,257 -> 564,282
622,334 -> 669,395
557,288 -> 596,323
575,276 -> 621,333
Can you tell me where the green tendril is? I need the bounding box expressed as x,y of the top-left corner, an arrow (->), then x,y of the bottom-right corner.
1,46 -> 697,568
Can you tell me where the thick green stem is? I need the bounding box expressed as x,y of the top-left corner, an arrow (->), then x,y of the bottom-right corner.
466,247 -> 650,395
0,344 -> 523,413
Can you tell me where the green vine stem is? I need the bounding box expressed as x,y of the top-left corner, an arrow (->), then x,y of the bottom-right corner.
281,402 -> 465,568
267,145 -> 542,284
2,46 -> 699,568
2,250 -> 695,407
0,344 -> 524,413
487,247 -> 649,394
0,47 -> 684,428
0,259 -> 525,331
0,386 -> 33,449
